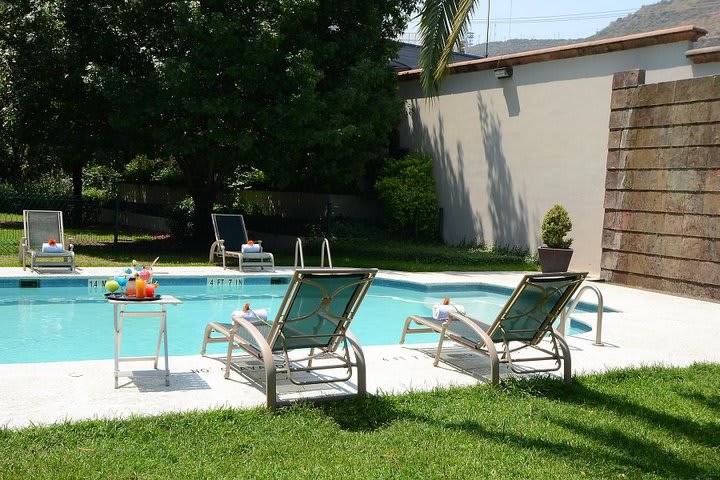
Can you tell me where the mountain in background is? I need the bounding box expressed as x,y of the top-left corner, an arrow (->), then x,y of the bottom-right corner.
466,0 -> 720,57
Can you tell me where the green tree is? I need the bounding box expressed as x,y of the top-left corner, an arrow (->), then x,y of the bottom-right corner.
417,0 -> 476,96
1,0 -> 414,242
95,0 -> 413,241
375,152 -> 439,239
0,1 -> 120,197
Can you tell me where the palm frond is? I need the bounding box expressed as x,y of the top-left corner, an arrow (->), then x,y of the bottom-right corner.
418,0 -> 477,96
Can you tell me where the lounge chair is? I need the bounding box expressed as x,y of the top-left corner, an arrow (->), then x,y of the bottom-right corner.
400,272 -> 587,385
209,213 -> 274,271
19,210 -> 76,272
200,268 -> 377,408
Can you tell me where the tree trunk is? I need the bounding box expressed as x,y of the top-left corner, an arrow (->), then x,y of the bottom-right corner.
189,186 -> 216,247
175,154 -> 218,247
72,163 -> 83,198
70,162 -> 84,227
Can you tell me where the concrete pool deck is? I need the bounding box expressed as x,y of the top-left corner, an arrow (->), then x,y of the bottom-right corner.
1,266 -> 719,429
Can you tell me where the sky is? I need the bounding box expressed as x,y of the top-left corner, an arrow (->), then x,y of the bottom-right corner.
403,0 -> 662,44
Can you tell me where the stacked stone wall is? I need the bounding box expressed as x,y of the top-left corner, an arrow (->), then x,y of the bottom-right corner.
602,71 -> 720,300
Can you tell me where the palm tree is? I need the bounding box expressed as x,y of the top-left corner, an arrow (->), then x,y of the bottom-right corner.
417,0 -> 478,96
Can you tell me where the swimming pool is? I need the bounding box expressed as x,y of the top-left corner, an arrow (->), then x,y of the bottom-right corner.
0,276 -> 594,364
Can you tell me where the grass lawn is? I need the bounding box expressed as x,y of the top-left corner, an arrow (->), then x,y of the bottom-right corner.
1,364 -> 718,479
0,225 -> 539,271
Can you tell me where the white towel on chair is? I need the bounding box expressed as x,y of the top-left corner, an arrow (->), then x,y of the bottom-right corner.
432,304 -> 465,320
237,308 -> 269,325
241,244 -> 261,253
41,243 -> 64,253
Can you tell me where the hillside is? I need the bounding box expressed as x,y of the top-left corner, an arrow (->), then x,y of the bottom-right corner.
467,0 -> 720,57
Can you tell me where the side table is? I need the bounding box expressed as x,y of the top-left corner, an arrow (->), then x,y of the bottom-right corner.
107,295 -> 182,388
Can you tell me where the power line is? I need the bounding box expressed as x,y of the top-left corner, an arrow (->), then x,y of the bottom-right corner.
469,9 -> 640,26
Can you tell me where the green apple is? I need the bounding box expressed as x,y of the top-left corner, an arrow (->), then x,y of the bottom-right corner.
105,280 -> 120,293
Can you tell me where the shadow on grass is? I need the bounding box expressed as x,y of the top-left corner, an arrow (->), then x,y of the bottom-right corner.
317,369 -> 719,478
79,238 -> 209,264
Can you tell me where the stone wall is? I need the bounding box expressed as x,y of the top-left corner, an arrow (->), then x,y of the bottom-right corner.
602,71 -> 720,300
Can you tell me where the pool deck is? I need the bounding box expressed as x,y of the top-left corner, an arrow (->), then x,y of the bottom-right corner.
1,266 -> 719,429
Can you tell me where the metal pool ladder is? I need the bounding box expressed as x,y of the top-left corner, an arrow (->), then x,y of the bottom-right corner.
558,284 -> 604,346
294,238 -> 333,269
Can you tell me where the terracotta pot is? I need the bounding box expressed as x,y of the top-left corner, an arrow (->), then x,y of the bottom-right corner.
538,247 -> 574,273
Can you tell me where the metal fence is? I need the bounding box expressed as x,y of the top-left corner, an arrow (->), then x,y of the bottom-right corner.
0,193 -> 390,256
0,194 -> 162,256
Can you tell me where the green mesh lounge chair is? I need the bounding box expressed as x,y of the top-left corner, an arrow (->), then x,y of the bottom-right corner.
200,268 -> 377,408
209,213 -> 274,271
19,210 -> 75,272
400,272 -> 587,385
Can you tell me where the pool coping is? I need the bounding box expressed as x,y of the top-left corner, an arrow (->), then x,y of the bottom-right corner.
1,266 -> 719,429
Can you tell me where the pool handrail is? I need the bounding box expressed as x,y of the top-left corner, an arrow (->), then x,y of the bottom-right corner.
294,238 -> 305,269
320,238 -> 333,268
559,284 -> 604,346
294,237 -> 333,270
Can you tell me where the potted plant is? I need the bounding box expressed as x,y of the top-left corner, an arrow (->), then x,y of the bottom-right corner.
538,204 -> 574,273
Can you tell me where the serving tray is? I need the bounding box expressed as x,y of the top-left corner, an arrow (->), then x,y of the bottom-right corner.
105,293 -> 162,301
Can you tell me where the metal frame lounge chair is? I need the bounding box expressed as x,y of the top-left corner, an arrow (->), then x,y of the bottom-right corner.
209,213 -> 274,271
19,210 -> 75,272
400,272 -> 587,385
200,268 -> 377,408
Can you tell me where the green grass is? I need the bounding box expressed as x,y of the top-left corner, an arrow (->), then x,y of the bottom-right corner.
1,230 -> 539,271
1,364 -> 718,479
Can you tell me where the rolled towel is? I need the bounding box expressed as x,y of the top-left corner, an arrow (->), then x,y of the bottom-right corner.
432,304 -> 466,320
241,244 -> 261,253
41,243 -> 64,253
237,308 -> 269,325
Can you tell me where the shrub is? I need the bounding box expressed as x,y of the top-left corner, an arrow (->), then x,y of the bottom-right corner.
167,196 -> 195,242
151,160 -> 184,185
541,204 -> 573,248
82,187 -> 113,204
83,165 -> 121,194
17,172 -> 72,197
375,153 -> 439,240
123,156 -> 184,186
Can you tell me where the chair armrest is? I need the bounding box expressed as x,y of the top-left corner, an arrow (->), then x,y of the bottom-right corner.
67,237 -> 75,251
218,239 -> 226,253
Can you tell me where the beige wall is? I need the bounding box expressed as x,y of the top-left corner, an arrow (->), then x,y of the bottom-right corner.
398,41 -> 720,274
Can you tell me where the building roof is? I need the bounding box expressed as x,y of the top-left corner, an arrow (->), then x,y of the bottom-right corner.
391,42 -> 483,71
397,25 -> 708,81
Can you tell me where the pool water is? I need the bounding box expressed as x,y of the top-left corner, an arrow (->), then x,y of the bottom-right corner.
0,279 -> 592,364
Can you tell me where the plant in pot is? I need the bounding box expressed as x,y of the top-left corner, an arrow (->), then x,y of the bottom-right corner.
538,204 -> 574,273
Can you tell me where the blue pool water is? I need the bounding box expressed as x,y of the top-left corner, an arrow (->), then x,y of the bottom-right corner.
0,276 -> 593,364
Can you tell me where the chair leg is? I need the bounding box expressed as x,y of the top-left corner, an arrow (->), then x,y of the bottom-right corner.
200,325 -> 211,355
346,332 -> 366,397
433,334 -> 446,367
224,340 -> 234,379
208,242 -> 218,263
263,352 -> 278,409
399,316 -> 413,344
555,333 -> 573,385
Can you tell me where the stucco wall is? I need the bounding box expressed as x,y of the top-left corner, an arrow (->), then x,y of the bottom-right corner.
397,41 -> 720,274
602,72 -> 720,300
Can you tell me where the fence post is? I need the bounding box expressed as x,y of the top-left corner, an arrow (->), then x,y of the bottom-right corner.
113,195 -> 120,257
